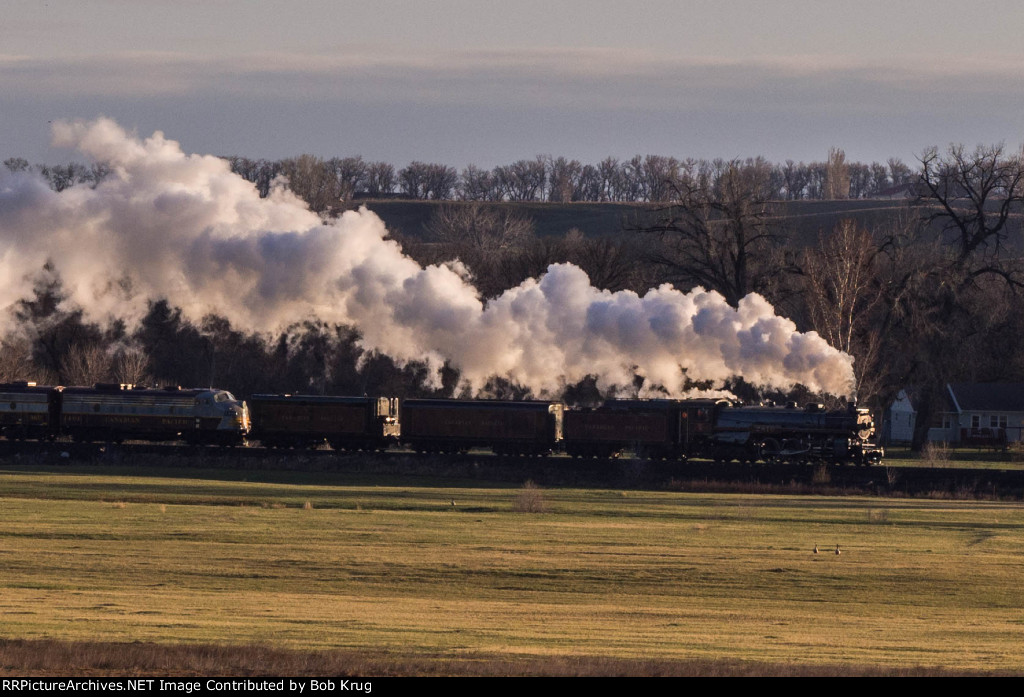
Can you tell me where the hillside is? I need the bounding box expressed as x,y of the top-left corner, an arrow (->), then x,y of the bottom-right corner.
350,198 -> 913,242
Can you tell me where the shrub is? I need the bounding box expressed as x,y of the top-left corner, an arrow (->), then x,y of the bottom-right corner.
514,480 -> 547,513
866,509 -> 888,523
921,442 -> 951,468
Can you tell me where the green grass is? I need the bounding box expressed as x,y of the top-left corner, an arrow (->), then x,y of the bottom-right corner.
883,445 -> 1024,470
1,464 -> 1023,673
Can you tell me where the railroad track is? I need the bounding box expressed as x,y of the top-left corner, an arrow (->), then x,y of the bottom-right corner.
1,439 -> 1022,498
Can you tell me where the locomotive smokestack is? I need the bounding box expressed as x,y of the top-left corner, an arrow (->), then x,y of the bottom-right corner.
0,119 -> 858,398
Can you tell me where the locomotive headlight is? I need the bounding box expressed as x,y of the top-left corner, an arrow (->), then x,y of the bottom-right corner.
239,405 -> 250,431
227,406 -> 248,430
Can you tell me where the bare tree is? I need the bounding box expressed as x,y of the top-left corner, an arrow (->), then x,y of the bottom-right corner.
918,143 -> 1024,263
641,155 -> 682,202
869,162 -> 890,195
0,339 -> 36,383
619,155 -> 645,202
61,343 -> 112,386
823,147 -> 851,200
364,161 -> 396,197
547,156 -> 583,202
848,162 -> 872,199
577,164 -> 602,202
399,162 -> 458,200
870,144 -> 1024,450
800,220 -> 885,403
280,154 -> 339,212
561,230 -> 636,292
887,157 -> 913,187
494,158 -> 546,201
596,157 -> 622,201
426,204 -> 533,253
781,160 -> 804,200
327,156 -> 368,201
459,165 -> 497,201
227,157 -> 281,198
424,204 -> 537,297
112,345 -> 151,386
640,160 -> 784,306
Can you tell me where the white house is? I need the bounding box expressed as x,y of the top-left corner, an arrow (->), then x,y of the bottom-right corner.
886,383 -> 1024,445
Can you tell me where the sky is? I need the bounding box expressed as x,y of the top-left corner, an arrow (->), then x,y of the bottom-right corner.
3,0 -> 1024,168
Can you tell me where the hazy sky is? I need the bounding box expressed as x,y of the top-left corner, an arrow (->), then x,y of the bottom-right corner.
3,0 -> 1023,167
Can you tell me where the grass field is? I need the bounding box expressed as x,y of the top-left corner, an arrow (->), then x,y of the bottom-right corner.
883,444 -> 1024,469
1,463 -> 1022,675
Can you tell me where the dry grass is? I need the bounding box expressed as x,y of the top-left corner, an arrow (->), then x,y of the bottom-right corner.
2,468 -> 1024,674
0,638 -> 1012,677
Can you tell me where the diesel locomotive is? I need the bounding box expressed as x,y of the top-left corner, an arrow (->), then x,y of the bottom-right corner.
0,381 -> 249,445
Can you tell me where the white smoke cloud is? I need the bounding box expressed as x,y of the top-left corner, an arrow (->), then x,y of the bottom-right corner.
0,118 -> 856,397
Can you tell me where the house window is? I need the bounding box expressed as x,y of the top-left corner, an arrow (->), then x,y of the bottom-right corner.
971,415 -> 981,429
990,415 -> 1007,429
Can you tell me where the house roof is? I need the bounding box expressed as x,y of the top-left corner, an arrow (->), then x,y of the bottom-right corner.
894,386 -> 957,413
949,383 -> 1024,413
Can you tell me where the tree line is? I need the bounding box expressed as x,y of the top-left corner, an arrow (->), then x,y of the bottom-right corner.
223,149 -> 916,212
4,144 -> 1024,451
7,149 -> 916,211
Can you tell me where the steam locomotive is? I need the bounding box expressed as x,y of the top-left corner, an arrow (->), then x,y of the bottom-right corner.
0,381 -> 883,465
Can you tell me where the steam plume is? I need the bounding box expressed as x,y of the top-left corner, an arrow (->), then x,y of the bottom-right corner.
0,119 -> 856,396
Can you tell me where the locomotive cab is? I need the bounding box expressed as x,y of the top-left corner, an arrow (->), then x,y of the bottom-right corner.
194,389 -> 250,444
0,381 -> 59,440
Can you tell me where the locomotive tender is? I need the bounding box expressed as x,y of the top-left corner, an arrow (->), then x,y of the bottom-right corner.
563,399 -> 720,459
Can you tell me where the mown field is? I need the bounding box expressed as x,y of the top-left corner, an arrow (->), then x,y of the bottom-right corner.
0,463 -> 1022,676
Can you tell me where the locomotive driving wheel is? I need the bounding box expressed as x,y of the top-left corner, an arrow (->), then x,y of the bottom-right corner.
758,438 -> 781,464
